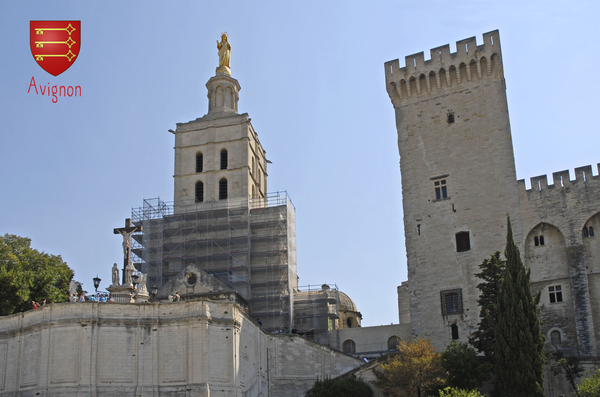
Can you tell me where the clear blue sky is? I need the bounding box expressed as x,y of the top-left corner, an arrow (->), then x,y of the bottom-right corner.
1,1 -> 598,326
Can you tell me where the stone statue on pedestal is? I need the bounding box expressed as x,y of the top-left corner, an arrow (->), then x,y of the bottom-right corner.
111,263 -> 120,286
124,262 -> 136,286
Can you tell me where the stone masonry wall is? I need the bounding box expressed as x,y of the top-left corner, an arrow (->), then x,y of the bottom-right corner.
0,300 -> 362,397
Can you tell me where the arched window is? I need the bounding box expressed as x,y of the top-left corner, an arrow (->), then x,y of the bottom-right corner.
347,317 -> 353,328
590,227 -> 595,237
550,330 -> 561,346
534,236 -> 539,246
220,149 -> 228,170
387,336 -> 399,351
539,235 -> 545,246
219,178 -> 228,200
196,152 -> 203,173
584,227 -> 589,238
342,340 -> 356,354
451,323 -> 459,340
195,181 -> 204,203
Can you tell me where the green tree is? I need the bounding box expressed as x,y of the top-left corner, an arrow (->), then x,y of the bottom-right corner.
438,387 -> 485,397
494,217 -> 545,396
309,375 -> 374,397
374,336 -> 446,397
441,342 -> 490,390
469,251 -> 505,367
0,234 -> 73,315
551,350 -> 584,396
578,367 -> 600,397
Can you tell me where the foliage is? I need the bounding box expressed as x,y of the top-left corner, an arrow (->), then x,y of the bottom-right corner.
551,350 -> 584,395
309,374 -> 374,397
374,336 -> 446,397
438,387 -> 485,397
494,217 -> 545,396
0,234 -> 73,316
577,367 -> 600,397
469,251 -> 505,367
441,342 -> 490,390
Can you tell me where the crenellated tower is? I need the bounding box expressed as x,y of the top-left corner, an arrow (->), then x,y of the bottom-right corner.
385,30 -> 524,348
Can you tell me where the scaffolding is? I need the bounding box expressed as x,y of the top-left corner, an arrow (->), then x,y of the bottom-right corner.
130,191 -> 297,332
293,284 -> 341,348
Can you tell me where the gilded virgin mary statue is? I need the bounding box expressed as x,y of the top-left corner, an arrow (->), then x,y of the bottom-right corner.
216,33 -> 231,75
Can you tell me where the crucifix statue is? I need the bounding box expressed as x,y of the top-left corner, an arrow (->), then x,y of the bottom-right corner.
114,218 -> 143,284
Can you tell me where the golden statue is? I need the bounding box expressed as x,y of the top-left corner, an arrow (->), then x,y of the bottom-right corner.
216,32 -> 231,75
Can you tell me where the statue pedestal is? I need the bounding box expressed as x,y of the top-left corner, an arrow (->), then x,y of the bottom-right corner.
107,284 -> 136,303
134,292 -> 150,303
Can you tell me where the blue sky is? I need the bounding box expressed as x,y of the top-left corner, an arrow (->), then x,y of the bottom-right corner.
1,1 -> 598,326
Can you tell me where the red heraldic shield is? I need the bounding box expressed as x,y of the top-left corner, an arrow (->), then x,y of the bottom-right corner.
30,21 -> 81,76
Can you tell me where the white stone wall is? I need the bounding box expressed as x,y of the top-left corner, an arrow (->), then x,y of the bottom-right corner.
0,300 -> 362,396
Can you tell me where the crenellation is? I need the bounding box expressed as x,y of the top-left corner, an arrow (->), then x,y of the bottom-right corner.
519,164 -> 600,195
385,30 -> 502,106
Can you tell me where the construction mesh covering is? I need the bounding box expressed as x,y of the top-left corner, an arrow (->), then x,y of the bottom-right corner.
130,192 -> 297,331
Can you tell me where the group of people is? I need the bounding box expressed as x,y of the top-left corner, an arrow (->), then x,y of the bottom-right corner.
30,299 -> 47,309
66,292 -> 114,303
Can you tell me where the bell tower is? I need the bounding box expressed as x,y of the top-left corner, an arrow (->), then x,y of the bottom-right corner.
171,35 -> 267,210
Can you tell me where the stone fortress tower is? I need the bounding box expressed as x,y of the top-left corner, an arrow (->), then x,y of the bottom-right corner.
385,30 -> 600,371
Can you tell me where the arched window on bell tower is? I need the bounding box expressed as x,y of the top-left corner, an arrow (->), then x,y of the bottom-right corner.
220,149 -> 228,170
196,152 -> 203,173
219,178 -> 228,200
195,181 -> 204,203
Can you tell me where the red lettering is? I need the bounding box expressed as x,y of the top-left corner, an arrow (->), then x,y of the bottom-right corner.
40,85 -> 46,95
60,86 -> 66,96
67,86 -> 73,97
27,76 -> 38,94
74,86 -> 81,96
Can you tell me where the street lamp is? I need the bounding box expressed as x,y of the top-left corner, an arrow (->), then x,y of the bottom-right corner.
93,275 -> 101,292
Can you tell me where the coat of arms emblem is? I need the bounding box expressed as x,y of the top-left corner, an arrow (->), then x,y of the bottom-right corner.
30,21 -> 80,76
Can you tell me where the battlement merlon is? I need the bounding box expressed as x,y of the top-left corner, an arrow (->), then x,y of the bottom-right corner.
384,30 -> 503,106
517,164 -> 600,194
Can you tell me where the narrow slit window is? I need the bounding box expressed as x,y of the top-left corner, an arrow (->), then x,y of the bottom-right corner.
539,235 -> 545,246
434,179 -> 448,200
590,227 -> 595,237
584,227 -> 589,238
455,232 -> 470,252
534,236 -> 539,246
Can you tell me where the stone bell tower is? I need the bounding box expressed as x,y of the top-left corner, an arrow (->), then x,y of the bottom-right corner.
171,34 -> 268,210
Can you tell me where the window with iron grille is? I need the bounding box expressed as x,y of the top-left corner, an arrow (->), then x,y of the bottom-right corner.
550,330 -> 562,346
455,232 -> 471,252
196,152 -> 203,173
219,178 -> 228,200
549,285 -> 563,303
195,181 -> 204,203
220,149 -> 228,170
441,289 -> 463,316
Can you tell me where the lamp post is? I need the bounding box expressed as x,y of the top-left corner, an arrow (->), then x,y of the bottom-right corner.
93,275 -> 101,301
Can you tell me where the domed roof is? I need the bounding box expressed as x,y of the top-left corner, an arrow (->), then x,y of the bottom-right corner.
337,291 -> 358,312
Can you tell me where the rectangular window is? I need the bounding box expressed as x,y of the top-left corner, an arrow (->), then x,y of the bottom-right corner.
440,289 -> 463,316
456,232 -> 471,252
434,179 -> 448,200
549,285 -> 563,303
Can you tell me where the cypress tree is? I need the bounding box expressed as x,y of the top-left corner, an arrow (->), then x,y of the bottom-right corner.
494,217 -> 545,396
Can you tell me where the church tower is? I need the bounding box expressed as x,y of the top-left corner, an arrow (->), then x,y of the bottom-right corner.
384,31 -> 523,347
172,35 -> 267,209
132,35 -> 297,333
